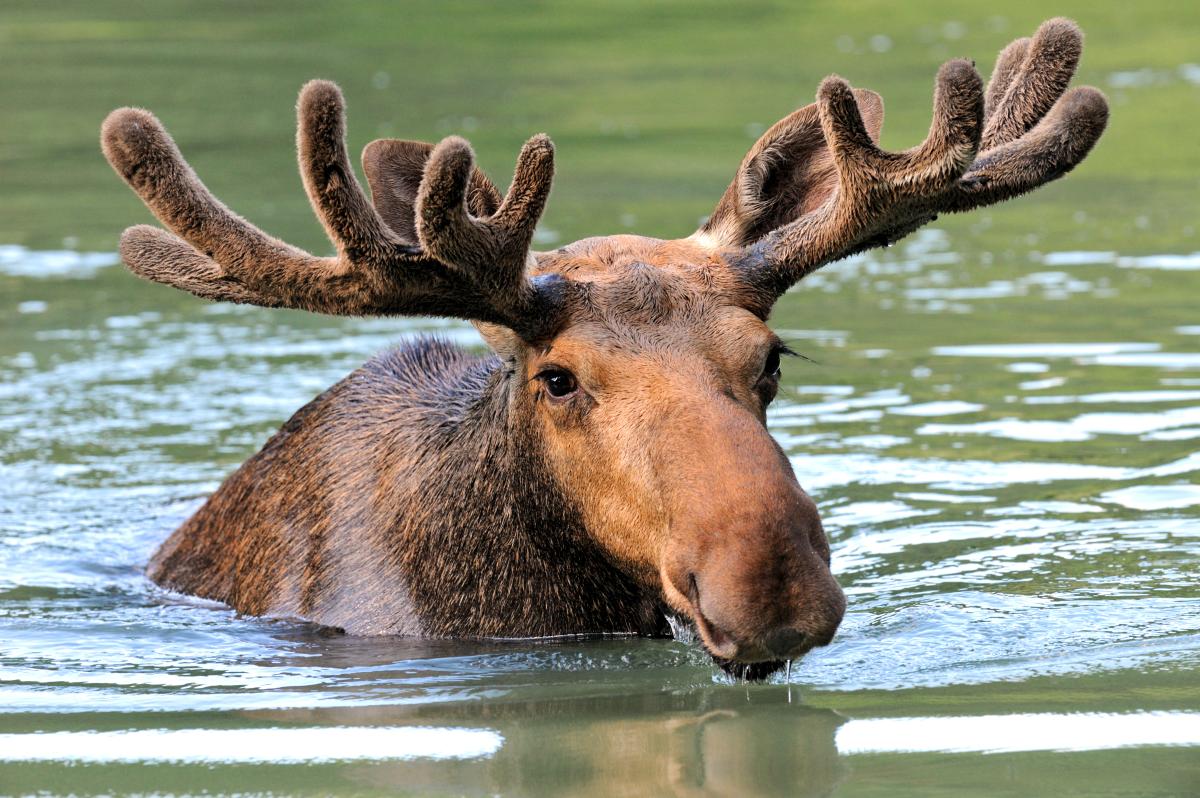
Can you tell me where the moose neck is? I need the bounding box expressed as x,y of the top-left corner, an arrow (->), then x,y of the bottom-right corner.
390,348 -> 668,639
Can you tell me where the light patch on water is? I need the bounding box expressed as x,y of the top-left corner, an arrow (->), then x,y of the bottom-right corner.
0,665 -> 325,690
1084,352 -> 1200,369
772,328 -> 850,345
1107,64 -> 1200,89
919,406 -> 1200,442
800,449 -> 1198,497
818,409 -> 884,423
905,280 -> 1017,301
772,389 -> 909,419
1117,252 -> 1200,271
905,271 -> 1095,303
1006,362 -> 1051,373
1144,428 -> 1200,441
1142,451 -> 1200,479
0,725 -> 504,763
889,400 -> 983,417
840,434 -> 910,449
988,501 -> 1104,516
933,342 -> 1159,358
1101,484 -> 1200,511
823,501 -> 937,529
791,384 -> 857,396
1018,377 -> 1066,391
1024,390 -> 1200,405
1040,250 -> 1117,266
0,245 -> 119,278
836,520 -> 1047,562
836,712 -> 1200,755
898,491 -> 996,504
918,418 -> 1091,442
793,452 -> 1133,492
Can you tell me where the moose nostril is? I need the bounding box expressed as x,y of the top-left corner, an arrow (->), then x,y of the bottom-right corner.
763,628 -> 807,657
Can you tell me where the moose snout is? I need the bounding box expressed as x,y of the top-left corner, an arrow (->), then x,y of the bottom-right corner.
649,386 -> 845,664
663,485 -> 846,664
761,627 -> 809,658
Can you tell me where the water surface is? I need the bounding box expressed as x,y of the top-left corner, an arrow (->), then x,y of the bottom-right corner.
2,2 -> 1199,795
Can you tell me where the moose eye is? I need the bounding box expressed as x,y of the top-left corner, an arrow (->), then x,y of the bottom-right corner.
539,368 -> 578,400
762,348 -> 782,380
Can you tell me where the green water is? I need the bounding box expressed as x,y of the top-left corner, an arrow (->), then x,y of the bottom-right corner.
2,2 -> 1199,795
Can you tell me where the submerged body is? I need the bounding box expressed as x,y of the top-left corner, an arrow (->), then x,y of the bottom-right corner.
150,338 -> 665,638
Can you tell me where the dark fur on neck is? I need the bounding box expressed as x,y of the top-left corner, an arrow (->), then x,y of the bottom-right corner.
148,337 -> 667,639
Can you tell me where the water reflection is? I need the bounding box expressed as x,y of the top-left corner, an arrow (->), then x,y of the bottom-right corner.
248,691 -> 847,797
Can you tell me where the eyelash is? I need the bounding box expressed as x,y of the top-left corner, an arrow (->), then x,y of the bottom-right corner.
763,344 -> 797,379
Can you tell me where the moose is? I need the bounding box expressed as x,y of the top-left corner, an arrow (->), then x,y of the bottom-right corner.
102,19 -> 1106,679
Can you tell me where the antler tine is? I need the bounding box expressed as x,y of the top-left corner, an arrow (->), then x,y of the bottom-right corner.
416,133 -> 556,317
101,106 -> 345,309
295,80 -> 409,264
946,86 -> 1107,213
749,60 -> 983,295
102,92 -> 422,315
118,224 -> 279,306
104,82 -> 567,337
983,36 -> 1030,124
948,18 -> 1106,214
981,18 -> 1082,150
729,18 -> 1106,307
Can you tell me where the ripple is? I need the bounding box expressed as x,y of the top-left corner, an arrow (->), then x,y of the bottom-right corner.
918,406 -> 1200,442
933,342 -> 1160,358
1085,353 -> 1200,369
1024,390 -> 1200,405
791,452 -> 1134,491
1101,484 -> 1200,511
889,400 -> 984,416
0,245 -> 118,278
1117,252 -> 1200,271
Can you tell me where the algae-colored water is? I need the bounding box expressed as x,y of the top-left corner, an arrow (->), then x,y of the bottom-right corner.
2,2 -> 1198,795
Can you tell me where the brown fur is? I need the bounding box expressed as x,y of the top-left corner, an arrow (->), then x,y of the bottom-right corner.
106,19 -> 1106,674
150,339 -> 663,637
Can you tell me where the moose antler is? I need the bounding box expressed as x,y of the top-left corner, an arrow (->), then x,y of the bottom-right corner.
702,18 -> 1108,309
101,81 -> 565,339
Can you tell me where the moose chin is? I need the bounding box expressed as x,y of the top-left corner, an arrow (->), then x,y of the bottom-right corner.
101,18 -> 1105,680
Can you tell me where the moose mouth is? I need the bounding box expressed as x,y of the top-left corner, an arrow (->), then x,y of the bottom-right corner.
683,573 -> 804,682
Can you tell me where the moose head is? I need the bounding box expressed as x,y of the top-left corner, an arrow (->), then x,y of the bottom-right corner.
102,19 -> 1106,677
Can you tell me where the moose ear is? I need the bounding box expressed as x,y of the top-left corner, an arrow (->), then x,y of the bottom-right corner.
696,88 -> 883,248
361,139 -> 503,241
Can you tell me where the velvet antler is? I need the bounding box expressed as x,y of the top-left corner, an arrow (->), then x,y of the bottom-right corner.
102,81 -> 565,339
699,18 -> 1109,311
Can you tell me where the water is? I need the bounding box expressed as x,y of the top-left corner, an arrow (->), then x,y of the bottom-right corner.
2,2 -> 1199,795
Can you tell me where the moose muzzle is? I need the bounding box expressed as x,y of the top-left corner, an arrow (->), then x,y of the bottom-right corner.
657,398 -> 845,663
